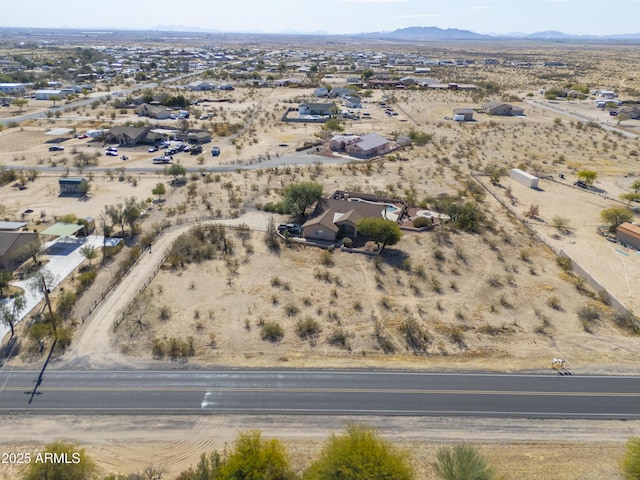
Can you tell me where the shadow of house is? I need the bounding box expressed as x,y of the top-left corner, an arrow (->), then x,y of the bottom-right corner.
0,231 -> 40,270
105,126 -> 164,147
483,101 -> 524,116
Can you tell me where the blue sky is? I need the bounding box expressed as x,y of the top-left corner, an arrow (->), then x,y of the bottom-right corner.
5,0 -> 640,35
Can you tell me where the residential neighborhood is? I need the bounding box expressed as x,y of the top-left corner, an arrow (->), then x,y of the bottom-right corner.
0,24 -> 639,480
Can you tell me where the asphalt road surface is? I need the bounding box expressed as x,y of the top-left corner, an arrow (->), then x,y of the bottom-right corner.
1,369 -> 639,418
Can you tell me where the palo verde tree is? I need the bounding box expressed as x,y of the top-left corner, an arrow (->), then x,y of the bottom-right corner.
167,162 -> 187,184
216,430 -> 296,480
623,437 -> 640,480
23,441 -> 97,480
0,270 -> 12,297
0,292 -> 26,337
601,206 -> 634,232
577,170 -> 598,185
79,244 -> 97,267
11,97 -> 28,112
282,181 -> 323,217
355,217 -> 402,253
304,424 -> 414,480
152,182 -> 166,201
432,444 -> 496,480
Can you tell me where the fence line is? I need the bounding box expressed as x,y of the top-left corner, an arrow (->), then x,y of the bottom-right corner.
470,171 -> 634,318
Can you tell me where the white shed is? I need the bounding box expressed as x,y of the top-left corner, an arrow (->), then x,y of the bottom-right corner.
510,168 -> 539,189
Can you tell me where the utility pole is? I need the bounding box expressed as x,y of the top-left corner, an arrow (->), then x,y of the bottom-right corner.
41,276 -> 57,338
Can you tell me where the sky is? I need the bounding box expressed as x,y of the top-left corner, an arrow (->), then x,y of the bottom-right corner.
4,0 -> 640,36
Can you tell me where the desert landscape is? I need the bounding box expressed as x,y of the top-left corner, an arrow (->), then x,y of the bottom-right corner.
1,32 -> 640,479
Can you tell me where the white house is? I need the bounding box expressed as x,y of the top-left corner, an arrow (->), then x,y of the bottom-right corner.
35,89 -> 65,100
0,83 -> 27,94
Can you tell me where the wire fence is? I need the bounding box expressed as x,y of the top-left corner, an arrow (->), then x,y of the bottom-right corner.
470,171 -> 634,319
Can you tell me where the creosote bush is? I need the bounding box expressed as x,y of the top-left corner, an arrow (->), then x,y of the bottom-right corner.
261,321 -> 284,342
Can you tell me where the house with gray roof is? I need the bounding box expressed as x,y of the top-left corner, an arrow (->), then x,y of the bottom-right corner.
105,126 -> 164,146
345,133 -> 395,159
483,101 -> 524,116
135,103 -> 172,120
298,102 -> 337,116
0,231 -> 40,270
302,191 -> 404,242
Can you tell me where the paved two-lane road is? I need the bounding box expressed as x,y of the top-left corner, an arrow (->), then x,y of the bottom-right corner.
1,369 -> 639,418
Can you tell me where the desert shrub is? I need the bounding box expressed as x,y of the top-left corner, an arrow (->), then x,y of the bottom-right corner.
328,328 -> 350,349
76,268 -> 97,294
56,291 -> 77,320
217,431 -> 295,480
167,337 -> 195,361
261,322 -> 284,342
304,424 -> 414,480
320,249 -> 335,267
613,312 -> 640,334
284,303 -> 299,317
597,290 -> 611,306
413,217 -> 431,228
158,305 -> 172,321
556,255 -> 572,271
296,316 -> 322,339
398,317 -> 431,354
23,441 -> 96,480
374,321 -> 395,354
547,296 -> 562,310
151,338 -> 166,359
623,437 -> 640,480
433,444 -> 495,480
28,322 -> 52,342
577,304 -> 601,332
342,237 -> 353,248
55,326 -> 73,352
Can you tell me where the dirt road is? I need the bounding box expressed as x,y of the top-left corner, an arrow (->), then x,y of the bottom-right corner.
61,210 -> 273,368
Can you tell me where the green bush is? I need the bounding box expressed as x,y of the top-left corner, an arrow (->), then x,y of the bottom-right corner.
217,431 -> 296,480
433,444 -> 496,480
296,316 -> 322,340
23,441 -> 96,480
261,322 -> 284,342
304,424 -> 414,480
76,268 -> 97,294
28,322 -> 52,342
623,437 -> 640,480
413,217 -> 431,228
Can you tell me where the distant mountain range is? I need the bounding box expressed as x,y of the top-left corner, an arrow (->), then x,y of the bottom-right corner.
361,26 -> 640,41
3,25 -> 640,41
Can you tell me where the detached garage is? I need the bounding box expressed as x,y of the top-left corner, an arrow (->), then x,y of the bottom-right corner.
616,222 -> 640,250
